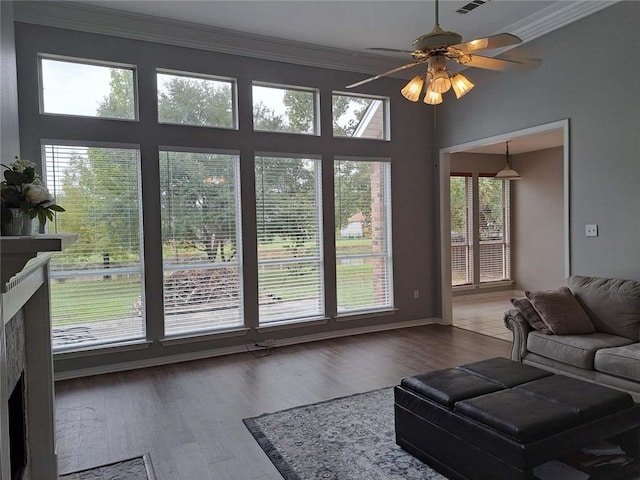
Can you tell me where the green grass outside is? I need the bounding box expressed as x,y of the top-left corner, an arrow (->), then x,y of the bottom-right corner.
51,237 -> 383,325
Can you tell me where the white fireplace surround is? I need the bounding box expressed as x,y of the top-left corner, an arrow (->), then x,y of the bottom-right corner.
0,234 -> 76,480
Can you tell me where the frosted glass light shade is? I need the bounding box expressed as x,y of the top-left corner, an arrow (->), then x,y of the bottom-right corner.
401,76 -> 424,102
451,73 -> 475,99
423,86 -> 443,105
430,70 -> 451,94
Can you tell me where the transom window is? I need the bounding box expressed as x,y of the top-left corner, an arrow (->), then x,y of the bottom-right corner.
156,70 -> 237,129
252,83 -> 319,135
332,93 -> 388,140
39,56 -> 137,120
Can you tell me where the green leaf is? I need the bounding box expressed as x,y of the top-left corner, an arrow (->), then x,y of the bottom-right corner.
4,170 -> 29,186
49,204 -> 66,212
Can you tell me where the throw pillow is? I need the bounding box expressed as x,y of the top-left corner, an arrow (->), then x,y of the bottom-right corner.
510,297 -> 553,334
525,286 -> 596,335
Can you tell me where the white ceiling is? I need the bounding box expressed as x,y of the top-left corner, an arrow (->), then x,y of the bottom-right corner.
462,129 -> 564,155
83,0 -> 600,60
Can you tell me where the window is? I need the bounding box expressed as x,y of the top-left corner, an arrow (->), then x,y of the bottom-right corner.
160,150 -> 243,335
255,155 -> 324,323
335,159 -> 393,312
252,83 -> 318,135
479,177 -> 511,283
332,93 -> 388,140
157,70 -> 236,129
450,175 -> 473,286
44,144 -> 144,349
39,56 -> 136,120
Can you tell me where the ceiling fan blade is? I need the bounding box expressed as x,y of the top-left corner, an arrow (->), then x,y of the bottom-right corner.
368,47 -> 415,54
458,54 -> 539,71
346,61 -> 425,89
452,33 -> 522,54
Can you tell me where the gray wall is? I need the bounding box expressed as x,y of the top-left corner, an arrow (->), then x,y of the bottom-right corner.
14,22 -> 435,374
511,147 -> 564,291
1,1 -> 20,161
438,1 -> 640,283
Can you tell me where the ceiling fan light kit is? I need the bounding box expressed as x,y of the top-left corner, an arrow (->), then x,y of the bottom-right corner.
400,76 -> 425,102
347,0 -> 537,106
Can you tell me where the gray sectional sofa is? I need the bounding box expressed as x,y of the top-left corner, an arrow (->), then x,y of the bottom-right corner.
504,275 -> 640,398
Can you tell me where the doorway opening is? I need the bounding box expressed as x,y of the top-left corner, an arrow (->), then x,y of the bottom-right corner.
439,120 -> 570,339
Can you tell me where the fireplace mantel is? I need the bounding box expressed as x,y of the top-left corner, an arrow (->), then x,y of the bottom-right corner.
1,234 -> 77,480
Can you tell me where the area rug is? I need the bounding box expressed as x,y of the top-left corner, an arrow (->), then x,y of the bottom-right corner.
243,387 -> 446,480
59,454 -> 156,480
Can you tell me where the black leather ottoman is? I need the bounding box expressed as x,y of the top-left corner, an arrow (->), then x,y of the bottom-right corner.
395,357 -> 640,480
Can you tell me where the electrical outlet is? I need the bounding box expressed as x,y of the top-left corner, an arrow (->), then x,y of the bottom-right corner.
413,289 -> 420,299
585,224 -> 598,237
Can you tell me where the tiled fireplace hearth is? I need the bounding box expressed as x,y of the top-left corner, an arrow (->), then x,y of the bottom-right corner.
0,235 -> 76,480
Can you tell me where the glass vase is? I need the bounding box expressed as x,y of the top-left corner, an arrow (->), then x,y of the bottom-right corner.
1,208 -> 34,236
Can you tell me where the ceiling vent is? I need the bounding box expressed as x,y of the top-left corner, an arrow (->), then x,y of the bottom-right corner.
457,0 -> 490,15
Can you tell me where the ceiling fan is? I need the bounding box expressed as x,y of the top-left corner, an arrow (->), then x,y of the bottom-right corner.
346,0 -> 538,105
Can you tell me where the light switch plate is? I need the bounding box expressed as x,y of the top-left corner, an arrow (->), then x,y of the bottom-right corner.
585,224 -> 598,237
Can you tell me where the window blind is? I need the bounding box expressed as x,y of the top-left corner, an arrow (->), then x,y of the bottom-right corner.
255,155 -> 323,323
43,144 -> 144,349
478,177 -> 511,283
335,159 -> 393,312
160,150 -> 243,335
450,175 -> 473,286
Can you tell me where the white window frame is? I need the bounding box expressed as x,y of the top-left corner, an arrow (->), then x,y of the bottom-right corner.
331,91 -> 390,141
156,68 -> 238,130
42,139 -> 146,351
255,152 -> 325,324
251,81 -> 320,136
159,146 -> 244,336
38,54 -> 139,121
335,156 -> 394,315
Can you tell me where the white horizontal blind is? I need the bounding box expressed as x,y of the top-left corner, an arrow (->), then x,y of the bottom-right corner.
160,150 -> 243,335
335,159 -> 392,312
479,177 -> 511,283
255,155 -> 323,323
43,144 -> 144,349
450,175 -> 473,286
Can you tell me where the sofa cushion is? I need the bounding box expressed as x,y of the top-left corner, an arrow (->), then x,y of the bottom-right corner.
526,287 -> 595,335
564,276 -> 640,341
510,297 -> 552,334
595,344 -> 640,382
527,331 -> 633,369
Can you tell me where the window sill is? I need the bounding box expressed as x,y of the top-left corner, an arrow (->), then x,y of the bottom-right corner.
161,327 -> 250,346
255,317 -> 329,333
335,308 -> 398,322
53,339 -> 151,359
479,280 -> 515,289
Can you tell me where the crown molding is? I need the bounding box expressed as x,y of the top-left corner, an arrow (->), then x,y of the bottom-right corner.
13,1 -> 399,76
504,1 -> 619,45
14,1 -> 619,76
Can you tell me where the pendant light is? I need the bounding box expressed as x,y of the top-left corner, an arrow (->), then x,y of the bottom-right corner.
495,141 -> 521,180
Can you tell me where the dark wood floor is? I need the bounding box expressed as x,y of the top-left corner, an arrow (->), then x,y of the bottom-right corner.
55,325 -> 510,480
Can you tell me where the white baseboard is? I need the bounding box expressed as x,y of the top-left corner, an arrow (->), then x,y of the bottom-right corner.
54,318 -> 439,381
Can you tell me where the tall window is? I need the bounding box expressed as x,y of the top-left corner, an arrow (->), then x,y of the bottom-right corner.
255,155 -> 323,323
160,150 -> 243,335
450,175 -> 511,287
450,175 -> 473,286
44,144 -> 144,349
479,177 -> 511,283
335,159 -> 393,312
